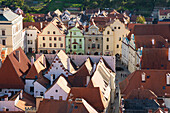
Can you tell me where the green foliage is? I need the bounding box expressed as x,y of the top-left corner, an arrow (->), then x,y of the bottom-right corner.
23,13 -> 35,22
136,15 -> 146,24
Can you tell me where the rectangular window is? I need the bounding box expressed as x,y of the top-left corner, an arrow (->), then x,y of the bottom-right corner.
2,40 -> 6,45
117,44 -> 119,48
2,30 -> 5,36
43,37 -> 45,40
43,43 -> 45,47
74,32 -> 76,35
97,44 -> 100,49
49,43 -> 52,47
54,43 -> 56,47
92,44 -> 95,49
88,44 -> 90,49
49,37 -> 52,40
59,37 -> 61,41
60,43 -> 63,47
119,37 -> 121,41
53,74 -> 55,80
53,31 -> 55,34
40,92 -> 44,96
54,37 -> 56,41
107,45 -> 109,49
79,45 -> 82,48
79,39 -> 82,42
74,45 -> 76,49
30,87 -> 34,92
107,38 -> 109,42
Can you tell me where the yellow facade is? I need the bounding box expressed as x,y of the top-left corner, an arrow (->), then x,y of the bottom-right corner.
38,22 -> 65,53
103,19 -> 130,56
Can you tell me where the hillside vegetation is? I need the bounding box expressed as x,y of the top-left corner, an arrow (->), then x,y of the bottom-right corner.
0,0 -> 170,16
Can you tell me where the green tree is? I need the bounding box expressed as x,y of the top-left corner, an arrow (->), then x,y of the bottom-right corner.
23,13 -> 35,22
136,15 -> 146,24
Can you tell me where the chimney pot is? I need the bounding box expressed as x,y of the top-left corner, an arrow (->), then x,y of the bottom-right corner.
15,50 -> 20,62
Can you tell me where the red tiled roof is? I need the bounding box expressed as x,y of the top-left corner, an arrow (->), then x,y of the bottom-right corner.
67,87 -> 105,112
119,70 -> 170,97
135,35 -> 168,49
159,9 -> 170,15
68,64 -> 90,87
37,99 -> 97,113
127,23 -> 143,31
23,22 -> 49,31
26,55 -> 46,79
158,21 -> 170,24
141,48 -> 170,70
0,47 -> 31,89
131,24 -> 170,41
125,87 -> 157,99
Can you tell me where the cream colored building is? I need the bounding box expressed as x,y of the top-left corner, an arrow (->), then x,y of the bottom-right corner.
0,8 -> 24,54
84,24 -> 103,55
37,20 -> 66,54
158,9 -> 170,21
103,19 -> 130,56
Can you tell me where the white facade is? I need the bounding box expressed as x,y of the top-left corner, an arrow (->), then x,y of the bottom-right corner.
34,81 -> 47,97
0,8 -> 24,54
45,76 -> 70,100
24,79 -> 34,95
44,55 -> 71,81
121,37 -> 129,68
25,27 -> 39,53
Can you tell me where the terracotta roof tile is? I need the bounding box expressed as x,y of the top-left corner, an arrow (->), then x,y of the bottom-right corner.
67,87 -> 105,112
141,48 -> 170,70
0,47 -> 31,89
120,70 -> 170,97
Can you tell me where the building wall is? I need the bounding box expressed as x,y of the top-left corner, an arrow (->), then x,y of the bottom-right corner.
66,27 -> 84,54
24,79 -> 34,95
84,25 -> 103,55
103,19 -> 129,56
0,101 -> 21,111
34,82 -> 46,97
44,55 -> 70,80
121,38 -> 129,67
0,89 -> 21,98
25,29 -> 38,53
45,83 -> 68,100
38,22 -> 65,53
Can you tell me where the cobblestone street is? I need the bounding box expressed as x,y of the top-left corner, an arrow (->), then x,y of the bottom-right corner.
112,59 -> 130,113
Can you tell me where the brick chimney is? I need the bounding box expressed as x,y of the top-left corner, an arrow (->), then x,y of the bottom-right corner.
168,48 -> 170,61
51,74 -> 53,85
141,72 -> 146,82
15,50 -> 20,62
166,73 -> 170,85
31,56 -> 34,65
67,58 -> 70,72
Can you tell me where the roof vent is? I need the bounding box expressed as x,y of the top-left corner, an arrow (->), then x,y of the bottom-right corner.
141,72 -> 146,82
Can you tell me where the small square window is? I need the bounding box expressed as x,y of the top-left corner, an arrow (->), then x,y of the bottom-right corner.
43,37 -> 45,40
53,31 -> 55,34
74,106 -> 78,109
60,43 -> 63,47
40,92 -> 44,96
118,27 -> 120,29
30,87 -> 34,92
47,31 -> 50,34
56,90 -> 58,92
43,43 -> 45,47
49,37 -> 52,40
59,37 -> 61,41
54,37 -> 56,41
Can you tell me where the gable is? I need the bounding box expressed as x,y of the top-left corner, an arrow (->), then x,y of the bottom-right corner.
40,22 -> 64,35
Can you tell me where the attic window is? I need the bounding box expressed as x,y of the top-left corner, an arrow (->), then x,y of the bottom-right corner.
56,90 -> 58,93
74,106 -> 78,109
56,67 -> 58,70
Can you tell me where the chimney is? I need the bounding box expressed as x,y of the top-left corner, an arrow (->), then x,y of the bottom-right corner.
15,50 -> 20,62
0,59 -> 2,68
152,39 -> 155,45
166,73 -> 170,85
141,72 -> 146,82
51,74 -> 53,85
20,90 -> 23,99
148,109 -> 152,113
40,22 -> 43,30
86,76 -> 90,86
168,48 -> 170,61
164,108 -> 168,113
31,56 -> 34,65
67,58 -> 70,72
36,96 -> 43,110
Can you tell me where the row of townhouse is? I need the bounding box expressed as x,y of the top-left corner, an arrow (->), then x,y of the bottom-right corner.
0,47 -> 116,112
25,18 -> 130,56
122,24 -> 170,73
